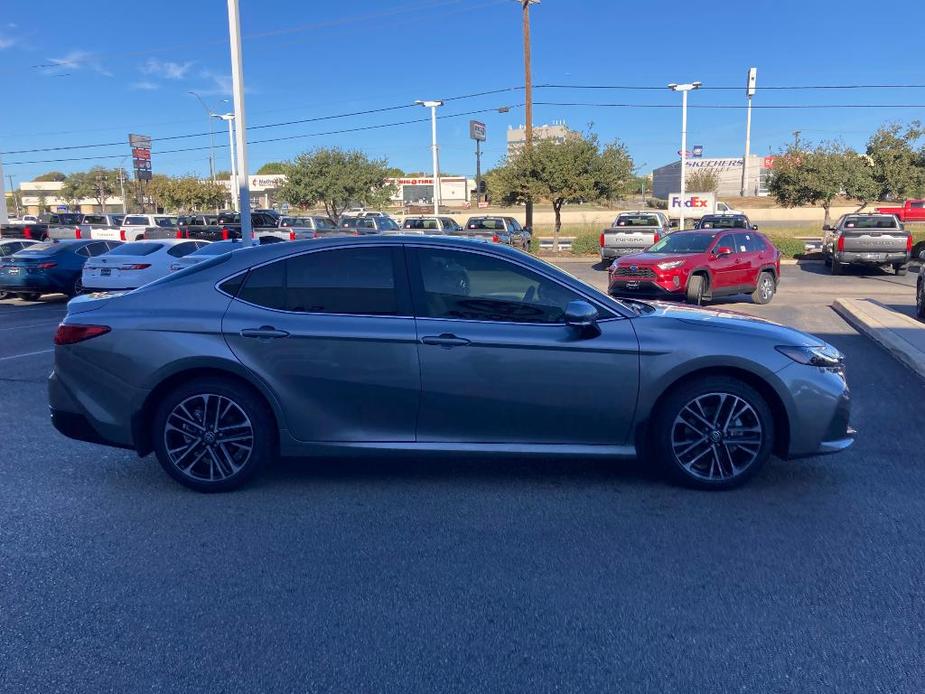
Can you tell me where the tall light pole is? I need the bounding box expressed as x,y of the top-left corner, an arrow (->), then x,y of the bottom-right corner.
741,67 -> 757,197
226,0 -> 252,244
188,91 -> 216,182
215,113 -> 238,211
416,100 -> 443,215
515,0 -> 539,230
668,81 -> 701,230
0,155 -> 7,224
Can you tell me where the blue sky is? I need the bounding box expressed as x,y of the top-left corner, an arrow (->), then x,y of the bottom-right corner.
1,0 -> 924,184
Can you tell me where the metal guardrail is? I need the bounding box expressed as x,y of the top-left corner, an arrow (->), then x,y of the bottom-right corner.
537,236 -> 575,251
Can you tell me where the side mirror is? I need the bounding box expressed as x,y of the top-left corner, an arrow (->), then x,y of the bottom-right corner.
751,224 -> 759,230
564,300 -> 600,337
715,246 -> 733,257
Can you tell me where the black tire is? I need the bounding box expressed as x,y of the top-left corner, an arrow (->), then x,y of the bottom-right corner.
893,263 -> 907,277
0,291 -> 9,300
18,292 -> 40,302
917,279 -> 925,320
686,274 -> 706,305
152,377 -> 275,492
831,258 -> 843,275
67,276 -> 83,298
751,271 -> 776,305
651,376 -> 775,490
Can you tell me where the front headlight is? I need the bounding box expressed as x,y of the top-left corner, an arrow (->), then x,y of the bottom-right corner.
776,344 -> 844,368
656,260 -> 686,270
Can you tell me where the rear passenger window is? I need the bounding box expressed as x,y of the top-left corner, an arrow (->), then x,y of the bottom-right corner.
743,234 -> 766,252
237,247 -> 404,315
167,242 -> 200,258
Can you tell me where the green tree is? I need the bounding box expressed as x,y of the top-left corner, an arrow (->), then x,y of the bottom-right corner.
686,169 -> 720,193
86,166 -> 123,212
769,142 -> 877,225
34,171 -> 67,182
256,161 -> 287,175
487,132 -> 634,249
277,147 -> 396,221
61,172 -> 94,211
866,122 -> 925,201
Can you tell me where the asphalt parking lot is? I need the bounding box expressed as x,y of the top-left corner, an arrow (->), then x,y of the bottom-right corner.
2,263 -> 924,693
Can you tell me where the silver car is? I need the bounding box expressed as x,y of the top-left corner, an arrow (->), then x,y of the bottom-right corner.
49,237 -> 853,492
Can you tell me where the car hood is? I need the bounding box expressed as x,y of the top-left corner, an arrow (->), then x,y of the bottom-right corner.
635,301 -> 824,347
615,252 -> 703,265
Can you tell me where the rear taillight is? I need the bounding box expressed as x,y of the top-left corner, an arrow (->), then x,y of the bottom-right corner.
37,262 -> 57,270
653,232 -> 660,244
836,234 -> 845,252
599,232 -> 605,247
74,226 -> 82,239
176,229 -> 184,239
23,226 -> 32,239
119,229 -> 127,241
492,234 -> 500,243
289,231 -> 296,241
120,264 -> 151,271
907,235 -> 913,252
221,226 -> 230,240
54,324 -> 111,346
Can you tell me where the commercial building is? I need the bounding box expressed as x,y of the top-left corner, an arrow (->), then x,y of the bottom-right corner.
652,155 -> 773,199
506,121 -> 572,157
386,176 -> 475,208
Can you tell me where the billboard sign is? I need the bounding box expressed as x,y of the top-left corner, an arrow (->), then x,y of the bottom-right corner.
128,133 -> 152,181
746,67 -> 757,97
469,120 -> 486,142
668,192 -> 716,215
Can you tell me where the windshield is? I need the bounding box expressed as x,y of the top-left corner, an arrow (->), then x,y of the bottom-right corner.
843,216 -> 899,229
123,216 -> 149,226
15,242 -> 57,254
615,214 -> 659,227
105,242 -> 163,256
647,232 -> 717,253
699,216 -> 748,229
154,217 -> 178,227
191,241 -> 240,255
379,217 -> 400,231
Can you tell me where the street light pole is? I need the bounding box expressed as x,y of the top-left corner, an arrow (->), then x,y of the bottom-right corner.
189,91 -> 216,182
416,100 -> 443,216
7,174 -> 19,217
516,0 -> 539,230
216,114 -> 238,211
226,0 -> 252,244
741,67 -> 757,197
668,81 -> 701,230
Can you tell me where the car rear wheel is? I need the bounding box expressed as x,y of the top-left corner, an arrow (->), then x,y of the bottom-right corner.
652,376 -> 774,490
893,263 -> 907,276
68,277 -> 83,298
18,292 -> 40,302
685,274 -> 706,305
152,378 -> 275,492
751,272 -> 776,305
831,258 -> 843,275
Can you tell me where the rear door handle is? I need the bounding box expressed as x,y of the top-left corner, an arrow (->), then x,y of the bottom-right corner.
421,333 -> 471,347
240,326 -> 290,339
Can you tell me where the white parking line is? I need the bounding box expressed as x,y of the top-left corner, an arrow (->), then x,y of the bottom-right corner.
0,348 -> 54,362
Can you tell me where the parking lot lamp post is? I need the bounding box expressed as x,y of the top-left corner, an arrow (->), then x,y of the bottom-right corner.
226,0 -> 252,245
215,113 -> 238,212
741,67 -> 757,197
668,81 -> 701,230
416,100 -> 444,215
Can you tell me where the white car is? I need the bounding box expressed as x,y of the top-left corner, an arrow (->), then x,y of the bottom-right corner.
81,239 -> 209,291
92,214 -> 179,242
715,201 -> 744,216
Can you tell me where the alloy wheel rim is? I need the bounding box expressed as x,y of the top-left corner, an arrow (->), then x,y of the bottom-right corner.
760,276 -> 773,300
671,392 -> 763,481
163,394 -> 254,482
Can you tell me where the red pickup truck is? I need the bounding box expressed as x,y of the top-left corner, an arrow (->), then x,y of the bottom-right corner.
874,199 -> 925,222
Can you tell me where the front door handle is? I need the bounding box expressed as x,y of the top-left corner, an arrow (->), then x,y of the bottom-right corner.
421,333 -> 471,347
240,326 -> 290,339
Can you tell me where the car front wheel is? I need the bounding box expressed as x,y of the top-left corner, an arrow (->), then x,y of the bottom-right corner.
893,263 -> 907,276
685,274 -> 706,305
917,279 -> 925,320
152,377 -> 275,492
751,272 -> 776,304
652,376 -> 774,489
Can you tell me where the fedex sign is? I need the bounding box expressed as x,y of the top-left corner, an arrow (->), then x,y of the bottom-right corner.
668,192 -> 716,214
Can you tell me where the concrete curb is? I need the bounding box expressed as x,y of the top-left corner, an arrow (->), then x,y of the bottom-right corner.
833,298 -> 925,380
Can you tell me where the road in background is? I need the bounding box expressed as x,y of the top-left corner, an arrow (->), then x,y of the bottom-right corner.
1,267 -> 924,693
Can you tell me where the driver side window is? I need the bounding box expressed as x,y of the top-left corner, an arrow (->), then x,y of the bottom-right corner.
411,248 -> 583,324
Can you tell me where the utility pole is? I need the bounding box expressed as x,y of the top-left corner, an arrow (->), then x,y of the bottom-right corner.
0,155 -> 7,225
475,138 -> 482,206
189,91 -> 216,182
741,67 -> 757,197
118,167 -> 127,214
226,0 -> 252,244
517,0 -> 539,230
7,174 -> 19,217
416,100 -> 444,215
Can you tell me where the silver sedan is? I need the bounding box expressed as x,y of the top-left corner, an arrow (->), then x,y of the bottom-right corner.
49,237 -> 853,492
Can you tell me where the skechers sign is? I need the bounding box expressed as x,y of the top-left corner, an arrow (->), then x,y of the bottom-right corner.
669,192 -> 716,212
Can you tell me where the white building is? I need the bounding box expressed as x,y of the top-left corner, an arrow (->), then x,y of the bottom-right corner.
386,176 -> 475,208
652,155 -> 772,199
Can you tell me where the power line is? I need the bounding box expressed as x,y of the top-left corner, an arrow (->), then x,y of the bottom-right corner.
535,101 -> 925,110
4,106 -> 523,166
535,83 -> 925,91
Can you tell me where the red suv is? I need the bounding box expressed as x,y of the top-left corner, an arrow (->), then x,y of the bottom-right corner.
608,229 -> 782,305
